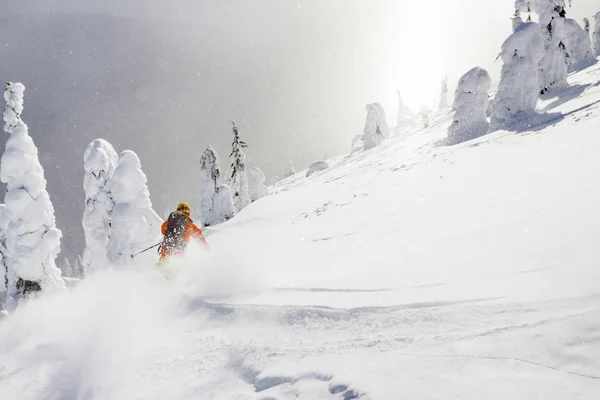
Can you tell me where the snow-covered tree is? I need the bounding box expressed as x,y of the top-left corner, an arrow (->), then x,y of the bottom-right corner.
229,122 -> 250,212
362,103 -> 390,150
516,0 -> 569,94
286,160 -> 296,177
447,67 -> 491,145
490,22 -> 545,130
0,204 -> 7,311
594,12 -> 600,57
0,82 -> 65,301
199,145 -> 222,226
417,107 -> 430,128
249,167 -> 268,202
82,138 -> 118,274
540,10 -> 569,93
106,150 -> 162,264
584,17 -> 590,34
395,90 -> 414,136
350,134 -> 364,153
439,76 -> 449,109
58,257 -> 75,279
199,145 -> 235,226
214,184 -> 236,222
563,18 -> 596,72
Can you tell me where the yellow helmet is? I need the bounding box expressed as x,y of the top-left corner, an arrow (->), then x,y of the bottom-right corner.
176,202 -> 190,216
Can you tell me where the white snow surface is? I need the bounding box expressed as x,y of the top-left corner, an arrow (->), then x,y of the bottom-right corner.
82,139 -> 118,273
2,65 -> 600,398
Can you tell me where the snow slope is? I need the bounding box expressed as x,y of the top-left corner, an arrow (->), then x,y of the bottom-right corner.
2,64 -> 600,399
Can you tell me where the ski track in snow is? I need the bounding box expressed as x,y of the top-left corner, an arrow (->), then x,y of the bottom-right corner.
2,64 -> 600,399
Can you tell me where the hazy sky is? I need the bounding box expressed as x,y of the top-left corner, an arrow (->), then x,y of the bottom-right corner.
0,0 -> 598,261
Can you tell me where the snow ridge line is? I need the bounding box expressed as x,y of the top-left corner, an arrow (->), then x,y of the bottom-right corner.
394,352 -> 600,381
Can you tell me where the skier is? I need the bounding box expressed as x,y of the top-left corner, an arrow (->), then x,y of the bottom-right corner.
158,202 -> 208,265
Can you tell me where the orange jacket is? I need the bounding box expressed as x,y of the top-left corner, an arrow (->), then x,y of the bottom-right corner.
161,219 -> 206,243
160,218 -> 207,258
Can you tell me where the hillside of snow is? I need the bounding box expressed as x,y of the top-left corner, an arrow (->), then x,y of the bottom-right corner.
2,64 -> 600,399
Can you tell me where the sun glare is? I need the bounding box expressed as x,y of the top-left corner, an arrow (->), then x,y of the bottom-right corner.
379,0 -> 452,118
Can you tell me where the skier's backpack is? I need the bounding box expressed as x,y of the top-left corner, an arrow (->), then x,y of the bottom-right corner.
162,211 -> 190,253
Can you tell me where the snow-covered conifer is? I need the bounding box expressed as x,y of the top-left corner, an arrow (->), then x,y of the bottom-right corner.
362,103 -> 390,150
563,18 -> 595,72
82,139 -> 118,273
199,145 -> 223,226
395,90 -> 414,136
229,122 -> 250,212
0,82 -> 64,299
516,0 -> 569,94
584,17 -> 590,34
417,107 -> 430,128
540,12 -> 569,93
286,160 -> 296,177
490,22 -> 545,130
513,15 -> 524,31
594,12 -> 600,57
249,167 -> 268,202
0,204 -> 7,310
447,67 -> 491,145
106,150 -> 162,264
214,184 -> 236,222
58,257 -> 75,279
439,76 -> 449,109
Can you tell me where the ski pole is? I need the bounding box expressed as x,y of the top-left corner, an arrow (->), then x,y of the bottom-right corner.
131,242 -> 162,259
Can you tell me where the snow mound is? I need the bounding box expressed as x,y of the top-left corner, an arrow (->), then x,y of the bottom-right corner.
306,161 -> 329,177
